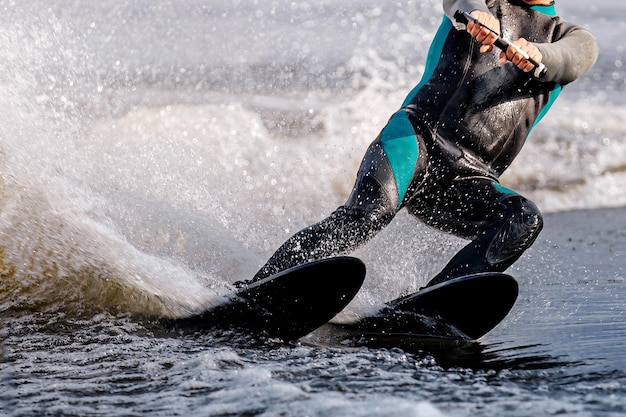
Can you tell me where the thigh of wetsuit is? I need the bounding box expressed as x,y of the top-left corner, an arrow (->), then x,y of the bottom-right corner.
345,110 -> 428,220
407,176 -> 521,240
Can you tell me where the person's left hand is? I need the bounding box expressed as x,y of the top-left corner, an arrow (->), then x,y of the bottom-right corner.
498,38 -> 543,73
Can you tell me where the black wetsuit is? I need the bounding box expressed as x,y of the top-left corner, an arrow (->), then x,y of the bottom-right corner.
251,0 -> 598,286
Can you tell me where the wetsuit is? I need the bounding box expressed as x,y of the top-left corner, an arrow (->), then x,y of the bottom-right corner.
251,0 -> 598,286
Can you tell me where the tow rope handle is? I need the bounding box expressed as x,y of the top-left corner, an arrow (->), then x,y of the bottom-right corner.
454,10 -> 547,78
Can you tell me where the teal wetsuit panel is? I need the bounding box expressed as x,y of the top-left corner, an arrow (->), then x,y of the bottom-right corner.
381,16 -> 453,208
402,17 -> 453,107
531,83 -> 562,133
493,181 -> 518,196
526,4 -> 561,135
530,4 -> 556,16
380,111 -> 418,207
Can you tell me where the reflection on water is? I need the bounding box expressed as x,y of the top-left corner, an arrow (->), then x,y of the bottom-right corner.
304,324 -> 576,372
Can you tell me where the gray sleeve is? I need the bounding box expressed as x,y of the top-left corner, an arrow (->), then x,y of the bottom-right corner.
443,0 -> 490,30
535,23 -> 599,85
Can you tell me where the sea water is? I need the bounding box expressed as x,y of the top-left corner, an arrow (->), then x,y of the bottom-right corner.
0,0 -> 624,416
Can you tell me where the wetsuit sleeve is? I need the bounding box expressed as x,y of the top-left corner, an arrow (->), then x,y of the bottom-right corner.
443,0 -> 490,30
535,23 -> 599,85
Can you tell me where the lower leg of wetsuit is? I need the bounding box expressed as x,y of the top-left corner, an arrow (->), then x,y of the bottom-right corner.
425,196 -> 543,287
247,135 -> 401,284
250,205 -> 391,282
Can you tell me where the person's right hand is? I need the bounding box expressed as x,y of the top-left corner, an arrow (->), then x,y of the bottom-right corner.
467,10 -> 501,54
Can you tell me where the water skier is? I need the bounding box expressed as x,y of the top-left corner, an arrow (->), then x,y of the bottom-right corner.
242,0 -> 598,288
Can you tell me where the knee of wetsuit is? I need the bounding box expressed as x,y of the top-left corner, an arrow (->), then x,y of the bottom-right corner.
483,196 -> 543,266
344,171 -> 398,224
335,204 -> 394,234
499,195 -> 544,245
505,195 -> 542,230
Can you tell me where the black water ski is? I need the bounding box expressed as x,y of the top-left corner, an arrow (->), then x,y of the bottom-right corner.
169,256 -> 366,340
332,273 -> 518,342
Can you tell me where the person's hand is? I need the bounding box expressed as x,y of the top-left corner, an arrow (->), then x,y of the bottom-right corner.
498,38 -> 543,73
467,10 -> 501,53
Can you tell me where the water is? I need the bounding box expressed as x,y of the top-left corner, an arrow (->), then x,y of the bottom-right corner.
1,0 -> 625,415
